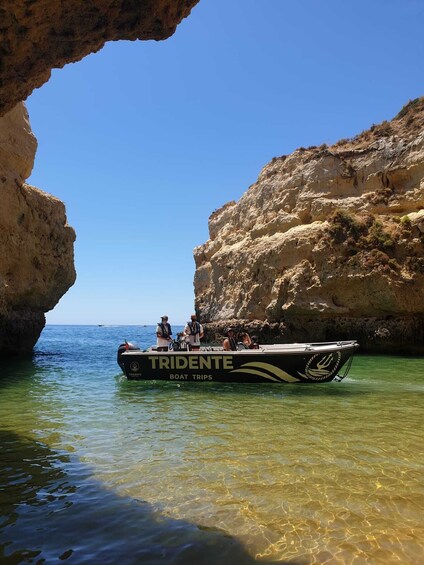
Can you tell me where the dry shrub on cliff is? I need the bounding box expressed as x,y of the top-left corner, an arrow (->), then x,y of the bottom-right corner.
329,211 -> 394,264
333,138 -> 351,147
363,220 -> 395,250
366,187 -> 394,206
327,210 -> 369,244
333,96 -> 424,152
327,210 -> 424,275
328,210 -> 399,249
395,98 -> 421,120
362,249 -> 397,273
404,256 -> 424,274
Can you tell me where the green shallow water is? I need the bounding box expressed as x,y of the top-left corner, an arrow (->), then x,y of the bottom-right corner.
1,326 -> 423,564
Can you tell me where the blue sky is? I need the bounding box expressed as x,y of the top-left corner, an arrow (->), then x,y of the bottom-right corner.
27,0 -> 423,325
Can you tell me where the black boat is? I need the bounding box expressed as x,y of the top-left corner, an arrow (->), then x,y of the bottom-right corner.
117,339 -> 358,384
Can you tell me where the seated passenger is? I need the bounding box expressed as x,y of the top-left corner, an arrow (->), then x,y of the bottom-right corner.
238,332 -> 252,349
223,328 -> 238,351
250,335 -> 260,349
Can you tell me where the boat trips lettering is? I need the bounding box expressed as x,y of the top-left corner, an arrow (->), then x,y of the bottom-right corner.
148,355 -> 234,371
170,373 -> 213,380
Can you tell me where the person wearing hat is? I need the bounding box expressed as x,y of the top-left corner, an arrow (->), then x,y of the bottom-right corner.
183,313 -> 204,351
156,315 -> 172,351
223,328 -> 238,351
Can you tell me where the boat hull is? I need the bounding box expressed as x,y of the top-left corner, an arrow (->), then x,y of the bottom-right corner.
118,341 -> 358,383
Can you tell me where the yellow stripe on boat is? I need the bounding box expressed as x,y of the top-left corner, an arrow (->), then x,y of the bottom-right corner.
229,368 -> 281,382
230,362 -> 299,382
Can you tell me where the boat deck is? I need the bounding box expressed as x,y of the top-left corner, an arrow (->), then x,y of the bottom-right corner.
133,340 -> 358,355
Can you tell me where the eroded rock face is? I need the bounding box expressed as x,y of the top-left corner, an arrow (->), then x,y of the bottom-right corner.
0,0 -> 198,354
0,103 -> 76,354
0,0 -> 200,116
195,98 -> 424,353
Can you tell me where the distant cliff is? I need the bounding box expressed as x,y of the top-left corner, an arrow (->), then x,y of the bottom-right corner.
195,98 -> 424,353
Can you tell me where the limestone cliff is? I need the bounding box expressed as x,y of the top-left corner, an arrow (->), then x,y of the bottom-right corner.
0,0 -> 198,354
0,0 -> 199,117
195,98 -> 424,353
0,103 -> 76,354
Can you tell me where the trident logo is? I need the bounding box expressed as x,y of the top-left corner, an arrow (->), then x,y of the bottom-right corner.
298,351 -> 341,381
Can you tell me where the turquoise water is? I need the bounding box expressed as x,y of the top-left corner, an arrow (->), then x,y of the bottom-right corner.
1,325 -> 423,564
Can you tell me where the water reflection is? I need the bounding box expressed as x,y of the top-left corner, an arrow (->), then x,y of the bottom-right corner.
0,430 -> 278,564
2,332 -> 424,564
0,357 -> 39,387
111,369 -> 424,564
114,377 -> 366,402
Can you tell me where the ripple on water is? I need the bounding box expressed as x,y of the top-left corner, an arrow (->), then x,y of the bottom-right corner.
1,329 -> 424,563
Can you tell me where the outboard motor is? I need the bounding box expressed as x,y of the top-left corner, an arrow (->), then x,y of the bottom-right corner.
117,341 -> 140,369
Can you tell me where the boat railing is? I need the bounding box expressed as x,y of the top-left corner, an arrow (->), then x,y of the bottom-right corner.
141,341 -> 358,354
259,341 -> 358,352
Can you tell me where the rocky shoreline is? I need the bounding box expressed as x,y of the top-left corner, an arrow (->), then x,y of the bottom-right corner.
203,315 -> 424,355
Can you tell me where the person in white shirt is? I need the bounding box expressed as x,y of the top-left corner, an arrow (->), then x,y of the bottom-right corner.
183,314 -> 204,350
156,315 -> 172,351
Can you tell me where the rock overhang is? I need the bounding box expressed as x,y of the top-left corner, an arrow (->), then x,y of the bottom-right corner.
0,0 -> 200,116
0,0 -> 200,354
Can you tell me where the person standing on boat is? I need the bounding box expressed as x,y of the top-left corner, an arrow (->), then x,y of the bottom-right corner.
156,315 -> 172,351
223,328 -> 238,351
184,314 -> 204,351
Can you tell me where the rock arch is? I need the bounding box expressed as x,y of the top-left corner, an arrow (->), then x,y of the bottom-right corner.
0,0 -> 199,353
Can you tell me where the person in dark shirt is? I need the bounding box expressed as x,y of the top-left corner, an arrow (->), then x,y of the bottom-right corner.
184,314 -> 204,350
223,328 -> 238,351
156,315 -> 172,351
239,332 -> 252,348
250,335 -> 260,349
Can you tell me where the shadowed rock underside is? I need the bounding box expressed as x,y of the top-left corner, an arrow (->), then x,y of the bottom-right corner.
0,0 -> 200,117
